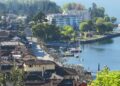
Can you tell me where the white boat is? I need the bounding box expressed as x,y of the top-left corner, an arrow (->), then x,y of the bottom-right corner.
59,34 -> 82,58
63,51 -> 74,57
69,47 -> 82,53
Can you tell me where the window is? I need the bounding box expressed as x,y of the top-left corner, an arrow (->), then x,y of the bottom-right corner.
29,65 -> 33,67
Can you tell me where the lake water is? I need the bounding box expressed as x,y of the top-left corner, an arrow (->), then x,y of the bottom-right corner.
31,33 -> 120,72
81,37 -> 120,71
52,0 -> 120,71
65,35 -> 120,72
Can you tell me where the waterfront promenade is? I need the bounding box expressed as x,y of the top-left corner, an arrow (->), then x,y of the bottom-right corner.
45,31 -> 120,47
80,31 -> 120,44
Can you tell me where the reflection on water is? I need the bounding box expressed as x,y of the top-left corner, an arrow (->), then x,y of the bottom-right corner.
80,37 -> 120,72
97,39 -> 113,45
52,37 -> 120,72
90,47 -> 105,52
81,39 -> 113,52
88,39 -> 113,52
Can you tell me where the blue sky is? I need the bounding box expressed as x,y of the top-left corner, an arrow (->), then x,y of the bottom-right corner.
52,0 -> 120,22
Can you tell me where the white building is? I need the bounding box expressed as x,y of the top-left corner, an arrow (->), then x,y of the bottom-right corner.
47,10 -> 90,29
23,59 -> 55,72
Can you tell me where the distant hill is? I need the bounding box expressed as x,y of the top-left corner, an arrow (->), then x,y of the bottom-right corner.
0,0 -> 50,4
0,0 -> 61,15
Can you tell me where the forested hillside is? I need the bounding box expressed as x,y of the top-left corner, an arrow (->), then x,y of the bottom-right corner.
0,0 -> 61,15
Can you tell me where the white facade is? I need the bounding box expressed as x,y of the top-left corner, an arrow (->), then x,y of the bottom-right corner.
47,10 -> 90,28
24,64 -> 55,72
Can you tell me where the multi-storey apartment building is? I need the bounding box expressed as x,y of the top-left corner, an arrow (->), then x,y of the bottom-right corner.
47,10 -> 90,29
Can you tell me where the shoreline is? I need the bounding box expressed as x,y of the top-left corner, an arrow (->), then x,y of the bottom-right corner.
46,32 -> 120,47
80,32 -> 120,44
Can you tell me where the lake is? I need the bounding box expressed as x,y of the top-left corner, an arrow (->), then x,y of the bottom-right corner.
81,37 -> 120,71
65,36 -> 120,72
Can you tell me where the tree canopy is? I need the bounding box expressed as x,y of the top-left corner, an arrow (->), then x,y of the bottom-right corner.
95,18 -> 114,34
104,22 -> 114,32
104,16 -> 110,22
90,67 -> 120,86
89,3 -> 117,24
0,72 -> 4,86
32,23 -> 77,42
11,67 -> 24,86
61,25 -> 76,41
111,17 -> 117,23
0,0 -> 62,15
63,2 -> 85,12
80,20 -> 94,32
89,3 -> 105,19
87,3 -> 117,34
96,17 -> 105,24
62,25 -> 74,36
80,17 -> 114,34
32,23 -> 61,42
32,12 -> 47,23
80,22 -> 89,32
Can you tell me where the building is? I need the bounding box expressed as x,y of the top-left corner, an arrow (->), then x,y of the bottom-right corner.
0,51 -> 12,61
23,59 -> 92,86
0,30 -> 20,41
55,66 -> 79,81
23,59 -> 55,72
0,61 -> 13,72
47,10 -> 90,29
0,30 -> 10,41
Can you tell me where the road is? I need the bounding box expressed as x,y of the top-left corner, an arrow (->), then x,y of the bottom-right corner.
24,27 -> 54,61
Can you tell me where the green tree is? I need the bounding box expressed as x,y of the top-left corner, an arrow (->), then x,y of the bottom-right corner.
80,20 -> 94,32
95,18 -> 114,34
96,17 -> 105,24
0,72 -> 7,86
32,12 -> 47,23
32,23 -> 47,41
63,2 -> 85,12
96,23 -> 106,34
44,24 -> 61,41
87,20 -> 95,31
97,7 -> 105,17
10,67 -> 24,86
0,72 -> 4,86
90,67 -> 120,86
89,3 -> 105,19
104,22 -> 114,32
95,18 -> 105,34
111,17 -> 117,23
4,0 -> 62,15
80,22 -> 89,32
61,25 -> 75,41
104,16 -> 110,22
32,23 -> 61,41
62,25 -> 74,36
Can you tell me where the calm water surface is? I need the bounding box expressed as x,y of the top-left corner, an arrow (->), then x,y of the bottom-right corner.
65,37 -> 120,72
